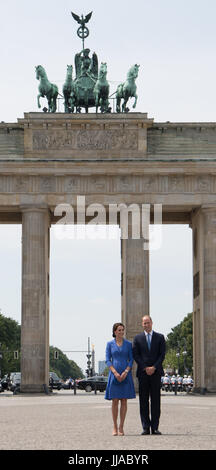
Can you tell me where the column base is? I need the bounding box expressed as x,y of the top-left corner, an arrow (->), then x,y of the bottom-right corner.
193,387 -> 207,395
20,383 -> 49,394
192,387 -> 216,394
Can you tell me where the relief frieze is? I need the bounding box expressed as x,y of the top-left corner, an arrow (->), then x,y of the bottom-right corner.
168,176 -> 185,192
87,176 -> 108,192
32,129 -> 138,151
39,177 -> 56,192
197,176 -> 211,193
14,176 -> 30,192
64,177 -> 81,192
33,130 -> 77,150
1,174 -> 216,195
140,176 -> 158,192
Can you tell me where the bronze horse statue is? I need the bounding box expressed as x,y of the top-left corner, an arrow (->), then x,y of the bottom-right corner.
116,64 -> 140,113
94,62 -> 110,113
36,65 -> 58,113
63,65 -> 76,113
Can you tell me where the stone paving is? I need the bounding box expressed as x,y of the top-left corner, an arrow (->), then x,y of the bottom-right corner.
0,390 -> 215,450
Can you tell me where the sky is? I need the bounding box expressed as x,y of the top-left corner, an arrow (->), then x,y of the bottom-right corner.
1,0 -> 215,373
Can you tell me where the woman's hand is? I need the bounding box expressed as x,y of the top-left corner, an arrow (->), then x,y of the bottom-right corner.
120,370 -> 129,381
110,366 -> 121,382
114,372 -> 122,382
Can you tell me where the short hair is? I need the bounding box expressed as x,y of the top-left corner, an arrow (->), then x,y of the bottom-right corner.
112,322 -> 125,338
142,315 -> 152,321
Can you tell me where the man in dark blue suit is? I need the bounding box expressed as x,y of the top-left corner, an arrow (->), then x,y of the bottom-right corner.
132,315 -> 166,435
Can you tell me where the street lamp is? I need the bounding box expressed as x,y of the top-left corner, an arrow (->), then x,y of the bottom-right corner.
86,337 -> 92,377
91,344 -> 95,376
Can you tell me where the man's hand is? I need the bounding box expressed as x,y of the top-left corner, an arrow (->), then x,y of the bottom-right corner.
145,366 -> 156,376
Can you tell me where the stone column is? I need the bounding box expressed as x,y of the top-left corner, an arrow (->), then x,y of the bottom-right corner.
121,213 -> 150,341
121,216 -> 149,389
21,206 -> 50,393
192,205 -> 216,392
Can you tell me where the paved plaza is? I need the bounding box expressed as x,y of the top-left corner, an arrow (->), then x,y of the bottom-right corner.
0,390 -> 215,450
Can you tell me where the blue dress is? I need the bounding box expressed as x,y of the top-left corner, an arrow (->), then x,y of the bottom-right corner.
105,339 -> 136,400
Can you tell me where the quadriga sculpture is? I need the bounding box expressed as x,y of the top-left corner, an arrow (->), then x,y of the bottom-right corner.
35,12 -> 140,115
116,64 -> 140,113
35,65 -> 58,113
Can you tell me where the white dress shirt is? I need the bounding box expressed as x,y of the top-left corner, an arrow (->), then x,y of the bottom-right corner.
144,330 -> 153,341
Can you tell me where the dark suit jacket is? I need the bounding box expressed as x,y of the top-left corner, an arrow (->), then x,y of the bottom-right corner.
132,331 -> 166,378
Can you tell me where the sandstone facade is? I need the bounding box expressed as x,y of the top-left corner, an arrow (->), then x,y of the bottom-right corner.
0,112 -> 216,392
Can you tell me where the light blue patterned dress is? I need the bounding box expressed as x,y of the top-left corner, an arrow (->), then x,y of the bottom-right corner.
105,339 -> 136,400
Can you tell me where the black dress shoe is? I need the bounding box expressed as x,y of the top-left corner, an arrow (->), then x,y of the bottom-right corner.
151,429 -> 161,435
141,429 -> 150,435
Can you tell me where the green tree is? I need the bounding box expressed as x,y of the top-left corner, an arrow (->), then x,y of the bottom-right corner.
0,311 -> 84,379
164,312 -> 193,374
0,312 -> 21,376
49,346 -> 84,379
103,366 -> 109,376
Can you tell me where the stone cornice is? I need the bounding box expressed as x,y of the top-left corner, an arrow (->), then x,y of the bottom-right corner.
1,159 -> 216,175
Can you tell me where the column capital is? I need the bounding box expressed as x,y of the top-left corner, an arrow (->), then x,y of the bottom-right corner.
20,205 -> 51,226
20,203 -> 50,213
191,205 -> 216,227
201,204 -> 216,212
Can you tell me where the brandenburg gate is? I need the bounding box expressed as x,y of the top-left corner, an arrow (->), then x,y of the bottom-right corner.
0,112 -> 216,393
1,9 -> 216,393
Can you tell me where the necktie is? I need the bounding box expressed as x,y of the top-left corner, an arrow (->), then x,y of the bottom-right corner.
147,333 -> 151,350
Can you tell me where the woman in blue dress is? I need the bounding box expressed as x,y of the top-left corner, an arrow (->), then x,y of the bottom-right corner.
105,322 -> 136,436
